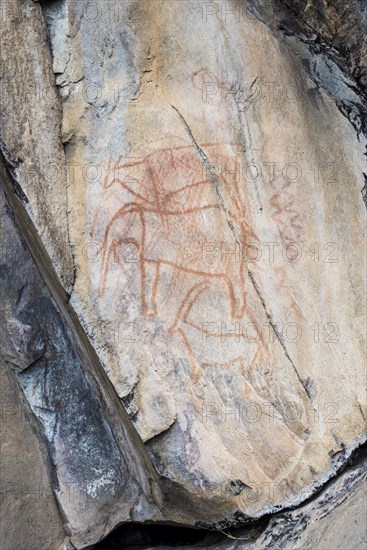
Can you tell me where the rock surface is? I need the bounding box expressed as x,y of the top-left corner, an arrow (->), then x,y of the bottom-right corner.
89,443 -> 367,549
0,164 -> 161,548
0,366 -> 65,549
0,0 -> 366,548
277,0 -> 367,96
0,0 -> 74,288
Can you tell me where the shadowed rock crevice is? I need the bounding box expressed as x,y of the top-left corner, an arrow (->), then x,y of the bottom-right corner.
90,442 -> 367,549
0,153 -> 163,548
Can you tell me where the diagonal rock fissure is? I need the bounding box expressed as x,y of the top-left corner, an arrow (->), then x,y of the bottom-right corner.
171,104 -> 237,236
0,151 -> 162,507
246,270 -> 311,399
1,2 -> 366,546
171,104 -> 310,400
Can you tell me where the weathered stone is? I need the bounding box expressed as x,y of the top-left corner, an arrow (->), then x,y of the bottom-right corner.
0,0 -> 74,289
0,367 -> 65,549
108,444 -> 366,550
0,0 -> 366,547
278,0 -> 367,95
250,0 -> 367,138
0,167 -> 161,548
34,0 -> 366,521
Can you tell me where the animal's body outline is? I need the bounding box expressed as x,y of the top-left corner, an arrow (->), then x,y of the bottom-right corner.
93,142 -> 263,378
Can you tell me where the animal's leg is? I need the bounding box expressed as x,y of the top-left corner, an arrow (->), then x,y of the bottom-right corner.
141,261 -> 160,317
98,238 -> 118,297
225,260 -> 247,319
169,281 -> 210,383
97,206 -> 142,297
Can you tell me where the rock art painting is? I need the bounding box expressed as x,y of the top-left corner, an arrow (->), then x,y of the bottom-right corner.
92,143 -> 268,383
0,0 -> 366,548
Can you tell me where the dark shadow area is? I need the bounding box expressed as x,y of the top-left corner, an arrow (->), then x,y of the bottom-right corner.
90,523 -> 217,549
91,442 -> 367,549
90,515 -> 270,549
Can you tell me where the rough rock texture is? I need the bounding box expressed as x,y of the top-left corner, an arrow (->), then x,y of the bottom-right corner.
0,0 -> 74,289
278,0 -> 367,95
90,444 -> 367,549
0,0 -> 366,548
41,0 -> 367,518
250,0 -> 367,138
0,366 -> 65,549
0,165 -> 162,548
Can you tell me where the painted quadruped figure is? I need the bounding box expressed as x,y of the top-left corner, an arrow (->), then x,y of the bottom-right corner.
93,142 -> 269,383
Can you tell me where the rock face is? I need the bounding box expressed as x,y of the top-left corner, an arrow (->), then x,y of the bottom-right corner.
278,0 -> 367,95
87,444 -> 367,549
0,0 -> 74,289
0,366 -> 65,549
0,164 -> 162,548
0,0 -> 366,548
